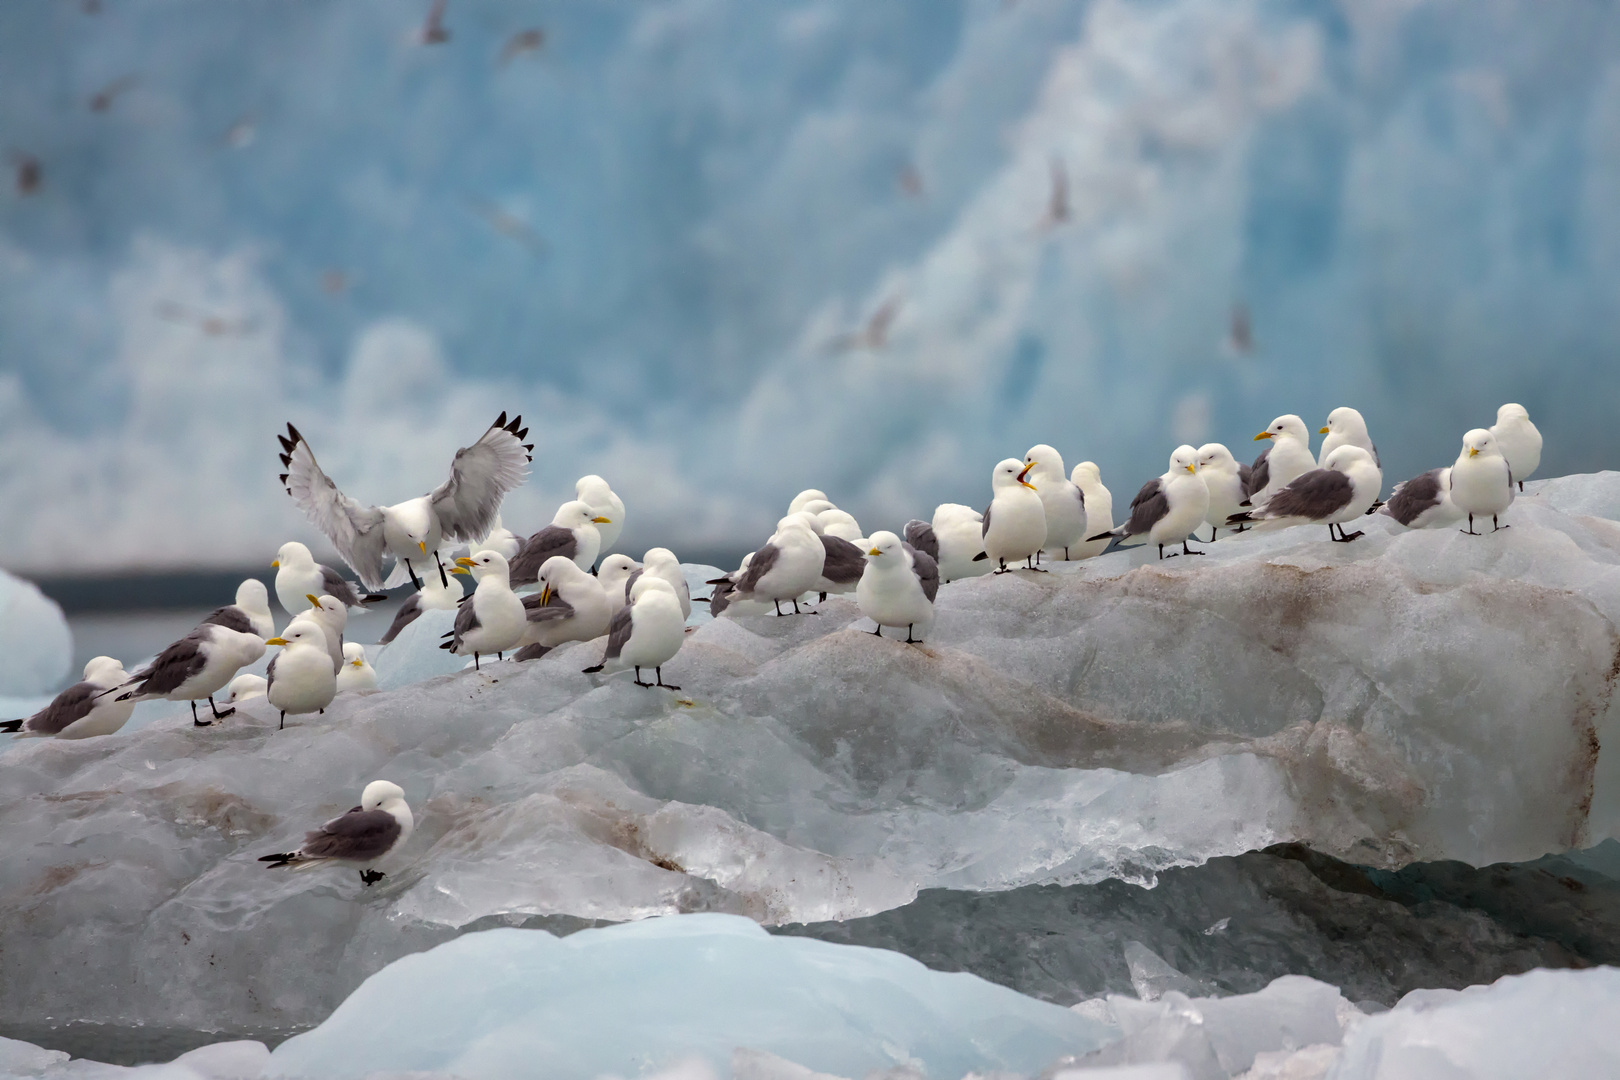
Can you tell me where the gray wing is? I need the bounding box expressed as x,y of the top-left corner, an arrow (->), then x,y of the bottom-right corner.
981,504 -> 992,538
1383,469 -> 1443,526
25,681 -> 100,736
1262,468 -> 1353,521
200,605 -> 254,636
1245,445 -> 1272,500
904,544 -> 940,603
1124,479 -> 1168,537
1238,462 -> 1253,492
819,535 -> 865,585
600,605 -> 633,661
735,543 -> 779,595
509,525 -> 577,587
1371,444 -> 1381,468
522,590 -> 576,623
318,565 -> 366,608
302,808 -> 402,862
378,594 -> 423,645
266,652 -> 278,694
428,413 -> 533,543
126,630 -> 210,697
902,520 -> 938,562
709,578 -> 735,616
452,595 -> 481,646
278,424 -> 391,591
623,568 -> 644,604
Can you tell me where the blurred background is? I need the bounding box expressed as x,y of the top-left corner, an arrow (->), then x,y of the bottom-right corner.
3,0 -> 1619,624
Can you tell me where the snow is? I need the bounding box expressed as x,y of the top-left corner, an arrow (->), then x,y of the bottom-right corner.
0,567 -> 71,696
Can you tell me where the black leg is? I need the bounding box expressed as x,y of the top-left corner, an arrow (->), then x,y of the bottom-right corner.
871,626 -> 883,637
634,665 -> 654,688
279,711 -> 285,730
655,667 -> 680,691
404,559 -> 424,592
994,558 -> 1010,575
209,695 -> 234,719
497,652 -> 503,661
191,700 -> 211,727
1205,528 -> 1218,543
359,869 -> 384,886
793,598 -> 803,614
474,653 -> 481,671
773,599 -> 784,616
1160,544 -> 1179,559
819,591 -> 827,602
1182,540 -> 1204,556
1493,515 -> 1509,532
1518,480 -> 1525,492
1064,547 -> 1071,559
434,551 -> 450,588
1233,523 -> 1249,533
905,624 -> 920,644
1461,514 -> 1481,536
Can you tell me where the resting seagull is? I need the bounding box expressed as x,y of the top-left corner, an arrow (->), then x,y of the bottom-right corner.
1195,444 -> 1247,542
1090,445 -> 1209,559
790,515 -> 865,603
1318,407 -> 1380,466
1069,463 -> 1114,559
1379,468 -> 1464,530
377,573 -> 463,645
1491,403 -> 1542,491
223,673 -> 267,706
733,516 -> 826,615
1227,445 -> 1382,542
467,514 -> 521,563
1024,444 -> 1086,561
582,576 -> 686,689
931,504 -> 989,583
271,541 -> 384,615
976,459 -> 1047,573
788,489 -> 830,515
259,780 -> 414,887
1,657 -> 135,739
623,548 -> 692,618
265,621 -> 337,729
512,555 -> 611,662
705,553 -> 772,618
277,413 -> 532,592
509,501 -> 612,586
575,475 -> 626,557
1245,415 -> 1316,508
200,579 -> 276,639
902,519 -> 938,562
857,530 -> 939,643
1451,428 -> 1515,534
336,643 -> 378,693
295,593 -> 348,673
439,551 -> 526,668
112,624 -> 266,726
597,554 -> 642,604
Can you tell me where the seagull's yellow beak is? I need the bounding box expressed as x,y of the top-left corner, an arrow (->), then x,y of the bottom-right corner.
455,557 -> 477,567
1319,426 -> 1330,434
1016,462 -> 1037,490
1469,446 -> 1479,457
265,637 -> 288,647
539,584 -> 552,606
350,658 -> 363,667
593,516 -> 612,524
1254,431 -> 1274,441
271,559 -> 279,568
868,547 -> 882,557
450,566 -> 470,576
305,594 -> 321,608
419,541 -> 427,553
1185,463 -> 1197,473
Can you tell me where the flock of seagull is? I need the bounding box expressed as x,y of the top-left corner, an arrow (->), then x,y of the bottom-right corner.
2,402 -> 1544,885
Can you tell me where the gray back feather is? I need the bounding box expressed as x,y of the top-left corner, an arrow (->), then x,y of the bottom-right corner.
735,543 -> 779,595
26,681 -> 100,736
200,605 -> 255,636
509,525 -> 577,587
1384,468 -> 1444,526
819,535 -> 865,585
601,605 -> 634,661
1124,478 -> 1168,537
129,629 -> 211,697
523,590 -> 576,623
318,565 -> 364,608
1264,468 -> 1353,520
1245,444 -> 1272,499
981,503 -> 992,537
902,520 -> 938,562
904,543 -> 940,603
623,567 -> 644,604
452,595 -> 481,646
303,808 -> 402,862
378,593 -> 422,645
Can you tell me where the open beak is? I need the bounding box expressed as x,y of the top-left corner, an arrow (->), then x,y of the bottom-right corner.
1319,426 -> 1330,434
1254,431 -> 1274,441
539,584 -> 552,606
265,637 -> 288,647
418,541 -> 427,553
1469,447 -> 1479,457
1017,463 -> 1037,490
455,557 -> 476,567
271,559 -> 279,568
305,594 -> 321,608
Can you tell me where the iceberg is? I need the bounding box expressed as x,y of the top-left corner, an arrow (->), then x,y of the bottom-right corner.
0,567 -> 70,697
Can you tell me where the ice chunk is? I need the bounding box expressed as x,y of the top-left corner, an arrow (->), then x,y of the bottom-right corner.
1528,471 -> 1620,521
0,1035 -> 68,1075
371,606 -> 465,690
265,914 -> 1115,1080
1124,941 -> 1220,1001
0,567 -> 70,696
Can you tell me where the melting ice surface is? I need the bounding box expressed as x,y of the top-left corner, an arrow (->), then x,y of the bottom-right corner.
0,476 -> 1618,1076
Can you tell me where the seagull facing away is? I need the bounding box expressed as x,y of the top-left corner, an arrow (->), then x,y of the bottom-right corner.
1024,444 -> 1086,560
264,621 -> 337,730
976,459 -> 1047,573
1091,445 -> 1209,560
336,643 -> 378,693
857,531 -> 939,643
112,623 -> 266,726
734,516 -> 826,615
200,579 -> 276,639
1451,428 -> 1515,535
1,657 -> 134,739
467,514 -> 521,563
1069,462 -> 1113,559
272,541 -> 386,615
631,548 -> 692,619
582,576 -> 686,689
1245,415 -> 1316,509
377,573 -> 463,645
1491,403 -> 1543,492
510,501 -> 612,586
512,555 -> 611,662
440,551 -> 526,669
1380,467 -> 1464,530
932,503 -> 990,583
1227,446 -> 1383,542
575,475 -> 625,557
787,489 -> 830,515
277,413 -> 532,593
902,519 -> 938,563
259,780 -> 414,887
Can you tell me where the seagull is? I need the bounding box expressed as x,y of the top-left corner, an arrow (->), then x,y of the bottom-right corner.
513,555 -> 611,662
286,594 -> 346,674
112,624 -> 266,726
1194,444 -> 1247,542
1451,429 -> 1515,534
377,574 -> 463,645
597,554 -> 642,605
440,551 -> 526,669
277,412 -> 532,593
783,513 -> 864,603
575,475 -> 625,557
264,621 -> 337,730
582,577 -> 686,690
200,579 -> 276,639
1,657 -> 135,739
336,643 -> 378,693
857,531 -> 939,643
1318,407 -> 1380,467
272,542 -> 385,615
812,506 -> 864,544
1090,445 -> 1209,559
733,516 -> 826,615
705,553 -> 773,618
1069,462 -> 1114,559
223,673 -> 268,706
509,501 -> 612,586
625,548 -> 692,619
1024,444 -> 1086,560
259,780 -> 414,887
467,514 -> 522,563
787,489 -> 830,515
902,519 -> 938,563
1245,415 -> 1316,508
1380,467 -> 1464,530
976,459 -> 1047,573
1491,403 -> 1543,491
1226,446 -> 1383,542
932,503 -> 990,583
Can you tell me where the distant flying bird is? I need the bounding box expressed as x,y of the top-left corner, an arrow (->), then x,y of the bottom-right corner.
88,75 -> 138,113
10,152 -> 40,196
1225,303 -> 1253,356
500,28 -> 545,66
470,198 -> 547,256
828,296 -> 900,353
420,0 -> 450,44
1040,156 -> 1069,228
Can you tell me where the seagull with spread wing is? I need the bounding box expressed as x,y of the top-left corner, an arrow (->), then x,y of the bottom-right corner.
277,413 -> 533,592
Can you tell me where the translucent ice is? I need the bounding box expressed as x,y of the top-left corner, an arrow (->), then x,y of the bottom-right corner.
0,567 -> 70,696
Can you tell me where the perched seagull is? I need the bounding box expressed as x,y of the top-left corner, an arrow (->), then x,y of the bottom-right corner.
734,515 -> 826,615
932,503 -> 990,583
575,475 -> 626,556
1069,463 -> 1113,559
1491,403 -> 1543,491
509,501 -> 612,586
1,657 -> 134,739
513,555 -> 611,662
787,489 -> 830,515
976,459 -> 1047,573
1024,444 -> 1086,560
809,505 -> 864,544
1380,468 -> 1464,530
857,531 -> 939,643
277,412 -> 532,592
201,579 -> 276,639
597,554 -> 642,605
271,541 -> 385,615
705,553 -> 772,618
1245,415 -> 1316,508
902,519 -> 938,562
787,513 -> 865,603
1227,446 -> 1383,542
440,551 -> 526,669
625,548 -> 692,619
1451,429 -> 1515,534
223,673 -> 268,706
1090,445 -> 1209,559
377,574 -> 463,645
264,621 -> 337,730
1195,444 -> 1248,542
336,643 -> 378,693
467,514 -> 521,562
296,594 -> 348,674
1317,407 -> 1380,467
112,624 -> 266,726
582,576 -> 686,689
259,780 -> 414,887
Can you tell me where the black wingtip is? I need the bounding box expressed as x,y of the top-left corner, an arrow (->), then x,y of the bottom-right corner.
363,593 -> 388,604
258,852 -> 296,866
279,474 -> 289,486
438,641 -> 454,651
0,719 -> 23,733
972,551 -> 989,561
277,434 -> 294,453
286,422 -> 303,443
493,410 -> 508,430
279,453 -> 291,467
581,664 -> 605,674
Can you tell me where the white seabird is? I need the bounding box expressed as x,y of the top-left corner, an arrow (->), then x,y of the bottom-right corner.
978,458 -> 1047,573
597,553 -> 642,604
440,551 -> 526,669
626,547 -> 692,619
264,621 -> 337,730
733,515 -> 826,615
1380,467 -> 1464,530
259,780 -> 414,887
902,519 -> 937,563
1023,444 -> 1086,561
582,576 -> 686,689
1245,415 -> 1317,508
857,530 -> 939,643
1091,445 -> 1209,560
787,489 -> 830,515
811,505 -> 864,544
277,412 -> 532,592
513,555 -> 612,662
1195,443 -> 1248,542
705,552 -> 773,618
113,624 -> 267,726
336,642 -> 378,693
784,512 -> 865,602
294,593 -> 348,674
467,513 -> 522,562
377,573 -> 464,645
200,578 -> 276,640
1451,428 -> 1515,534
1317,407 -> 1380,467
271,541 -> 384,615
1,657 -> 135,739
1491,403 -> 1543,492
223,673 -> 268,706
1069,463 -> 1113,560
1228,445 -> 1383,542
510,500 -> 612,586
575,475 -> 626,556
931,504 -> 989,583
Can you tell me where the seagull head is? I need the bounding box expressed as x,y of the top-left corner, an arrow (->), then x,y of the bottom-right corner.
1024,444 -> 1065,482
224,673 -> 267,704
360,780 -> 407,812
235,578 -> 270,611
454,551 -> 511,582
343,642 -> 367,668
1070,461 -> 1102,487
1195,443 -> 1235,472
994,458 -> 1036,492
265,622 -> 321,649
1496,403 -> 1530,424
1256,414 -> 1307,443
865,530 -> 903,561
1321,406 -> 1368,438
272,540 -> 313,570
1322,445 -> 1374,474
629,576 -> 679,604
1462,428 -> 1498,460
1169,445 -> 1199,475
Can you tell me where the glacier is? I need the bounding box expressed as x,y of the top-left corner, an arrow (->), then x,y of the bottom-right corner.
0,567 -> 70,698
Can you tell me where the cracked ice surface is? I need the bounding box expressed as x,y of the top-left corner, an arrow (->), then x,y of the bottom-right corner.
0,477 -> 1618,1034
